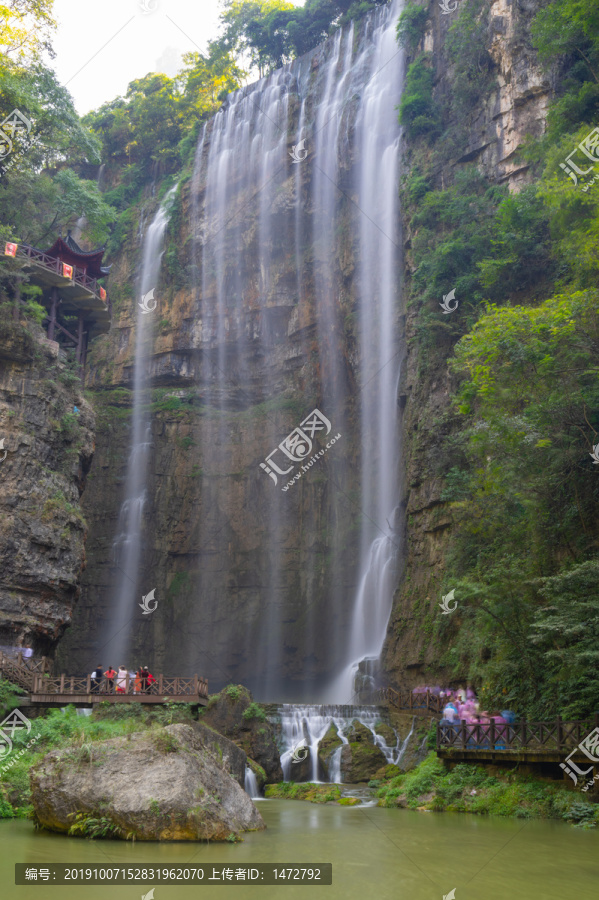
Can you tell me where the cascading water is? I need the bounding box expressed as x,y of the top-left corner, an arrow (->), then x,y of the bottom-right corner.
278,704 -> 406,784
244,766 -> 261,799
190,0 -> 405,700
101,187 -> 177,665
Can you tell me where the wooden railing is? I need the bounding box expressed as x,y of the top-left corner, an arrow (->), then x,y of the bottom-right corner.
10,242 -> 109,306
32,672 -> 209,699
437,716 -> 599,753
0,651 -> 52,690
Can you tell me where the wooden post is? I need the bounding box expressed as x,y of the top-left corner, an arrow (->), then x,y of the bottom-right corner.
70,676 -> 74,693
17,652 -> 22,666
126,672 -> 130,694
490,718 -> 495,751
461,719 -> 467,750
436,721 -> 441,751
48,287 -> 58,341
521,718 -> 527,749
60,674 -> 65,694
86,674 -> 91,694
556,716 -> 562,752
193,675 -> 198,696
158,674 -> 163,694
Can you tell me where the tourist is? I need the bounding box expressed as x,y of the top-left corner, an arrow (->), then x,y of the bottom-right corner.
91,664 -> 103,693
116,666 -> 128,694
21,643 -> 33,661
140,667 -> 148,693
134,668 -> 143,694
144,666 -> 156,692
104,665 -> 117,693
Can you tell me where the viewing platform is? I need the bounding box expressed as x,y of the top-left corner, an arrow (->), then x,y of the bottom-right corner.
0,652 -> 208,708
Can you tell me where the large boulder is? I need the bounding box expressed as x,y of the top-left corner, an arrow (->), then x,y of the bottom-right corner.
339,720 -> 387,782
317,724 -> 344,777
30,724 -> 265,841
200,686 -> 283,783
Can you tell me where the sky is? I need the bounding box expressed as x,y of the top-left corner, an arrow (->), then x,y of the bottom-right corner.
50,0 -> 304,115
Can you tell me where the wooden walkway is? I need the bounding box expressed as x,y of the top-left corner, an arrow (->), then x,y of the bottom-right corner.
0,652 -> 208,707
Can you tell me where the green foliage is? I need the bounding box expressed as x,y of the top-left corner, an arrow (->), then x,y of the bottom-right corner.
0,797 -> 15,819
445,0 -> 496,119
0,679 -> 25,718
396,2 -> 428,55
264,782 -> 341,803
218,0 -> 387,77
67,812 -> 122,839
154,702 -> 194,726
224,684 -> 242,701
399,55 -> 442,140
376,754 -> 599,824
242,702 -> 266,721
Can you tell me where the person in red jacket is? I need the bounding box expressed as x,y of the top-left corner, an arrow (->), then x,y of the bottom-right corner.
143,666 -> 156,693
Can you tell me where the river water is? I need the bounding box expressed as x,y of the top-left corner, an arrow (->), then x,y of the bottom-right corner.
2,803 -> 598,900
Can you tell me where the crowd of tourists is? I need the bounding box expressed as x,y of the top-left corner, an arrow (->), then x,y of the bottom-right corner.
414,684 -> 516,730
90,664 -> 156,694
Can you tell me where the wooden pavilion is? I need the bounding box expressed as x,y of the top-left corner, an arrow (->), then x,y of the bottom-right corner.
3,232 -> 112,379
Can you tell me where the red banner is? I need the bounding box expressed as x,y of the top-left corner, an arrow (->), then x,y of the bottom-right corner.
99,287 -> 107,301
62,262 -> 73,279
4,242 -> 17,257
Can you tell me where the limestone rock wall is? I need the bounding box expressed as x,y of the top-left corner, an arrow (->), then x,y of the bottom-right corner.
0,323 -> 94,654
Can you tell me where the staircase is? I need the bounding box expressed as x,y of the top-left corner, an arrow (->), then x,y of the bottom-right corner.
0,651 -> 51,691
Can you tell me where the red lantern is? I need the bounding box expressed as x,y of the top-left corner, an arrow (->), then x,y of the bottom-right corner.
99,287 -> 107,301
62,262 -> 73,279
4,242 -> 17,257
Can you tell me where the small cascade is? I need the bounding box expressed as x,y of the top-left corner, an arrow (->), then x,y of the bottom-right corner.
244,766 -> 261,800
100,186 -> 177,665
277,704 -> 406,784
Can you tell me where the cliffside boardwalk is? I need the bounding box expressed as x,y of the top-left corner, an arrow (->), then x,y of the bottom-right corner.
0,652 -> 208,707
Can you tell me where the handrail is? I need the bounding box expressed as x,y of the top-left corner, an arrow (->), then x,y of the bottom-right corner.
1,652 -> 207,700
7,242 -> 108,304
436,715 -> 599,753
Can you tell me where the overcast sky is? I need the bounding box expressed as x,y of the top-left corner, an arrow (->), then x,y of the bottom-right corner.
50,0 -> 304,115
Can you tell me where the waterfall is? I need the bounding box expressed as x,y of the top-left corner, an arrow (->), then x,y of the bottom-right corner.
190,0 -> 405,698
278,704 -> 404,784
244,766 -> 261,799
101,187 -> 177,666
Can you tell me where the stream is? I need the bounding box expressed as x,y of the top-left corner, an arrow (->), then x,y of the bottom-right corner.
2,804 -> 598,899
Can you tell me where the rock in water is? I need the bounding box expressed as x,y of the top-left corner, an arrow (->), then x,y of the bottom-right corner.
30,724 -> 265,841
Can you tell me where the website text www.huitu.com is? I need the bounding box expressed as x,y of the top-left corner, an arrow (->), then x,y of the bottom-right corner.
282,433 -> 342,492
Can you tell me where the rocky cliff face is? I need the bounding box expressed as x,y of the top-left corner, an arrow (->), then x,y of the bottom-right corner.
0,322 -> 94,654
381,0 -> 553,687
